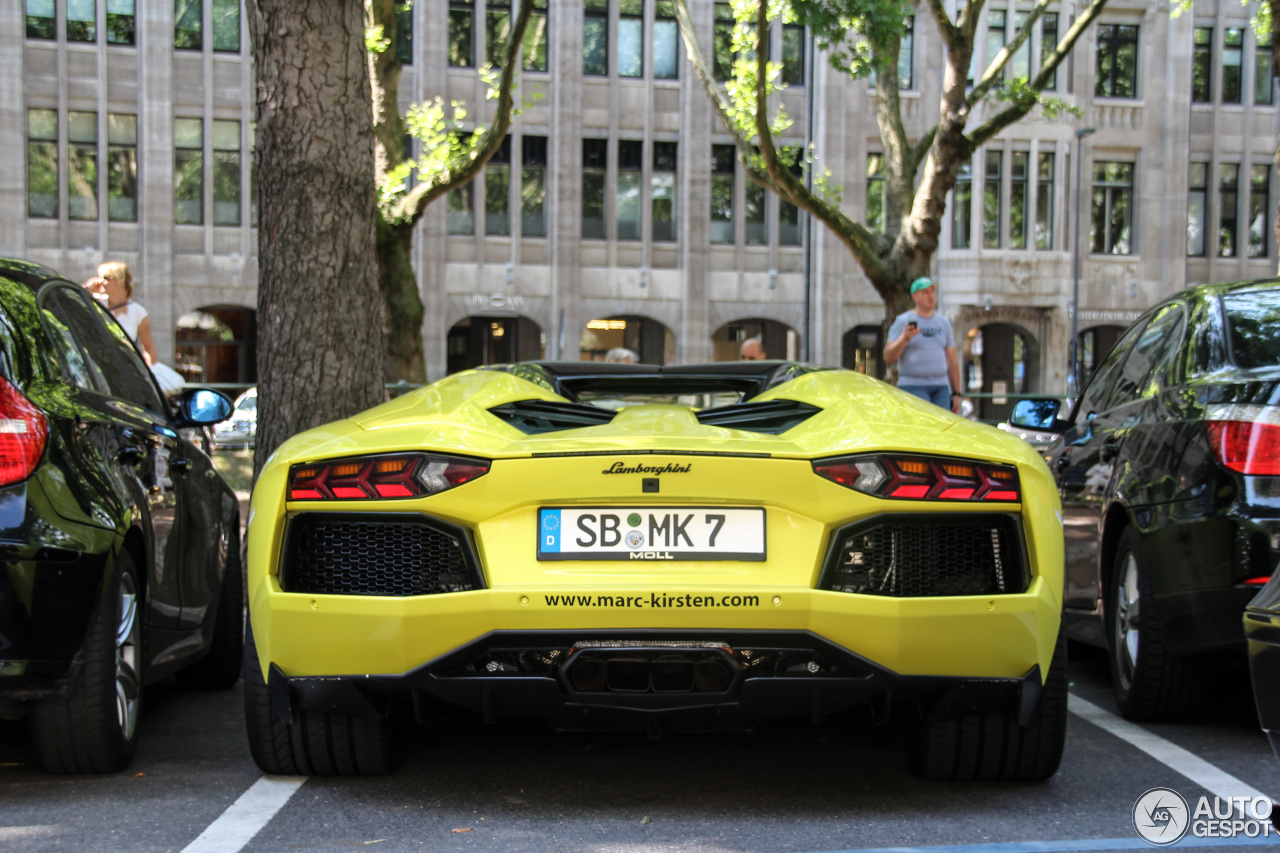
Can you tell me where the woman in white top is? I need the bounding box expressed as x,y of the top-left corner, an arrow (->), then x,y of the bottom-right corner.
83,261 -> 158,365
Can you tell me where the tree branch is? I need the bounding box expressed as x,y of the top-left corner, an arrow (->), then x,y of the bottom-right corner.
965,0 -> 1049,107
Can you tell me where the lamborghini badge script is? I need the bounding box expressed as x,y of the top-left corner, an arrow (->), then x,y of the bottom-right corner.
602,461 -> 692,475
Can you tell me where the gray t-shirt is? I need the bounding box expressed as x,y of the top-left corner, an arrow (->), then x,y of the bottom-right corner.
888,310 -> 955,385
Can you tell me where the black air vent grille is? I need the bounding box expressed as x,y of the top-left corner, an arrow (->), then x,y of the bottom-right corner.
282,514 -> 481,596
488,399 -> 617,434
695,399 -> 821,434
821,515 -> 1026,597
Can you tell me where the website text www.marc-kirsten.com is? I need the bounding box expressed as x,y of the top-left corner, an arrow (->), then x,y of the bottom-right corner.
543,593 -> 761,609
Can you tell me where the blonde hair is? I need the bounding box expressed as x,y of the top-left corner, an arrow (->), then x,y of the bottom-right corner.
97,261 -> 134,297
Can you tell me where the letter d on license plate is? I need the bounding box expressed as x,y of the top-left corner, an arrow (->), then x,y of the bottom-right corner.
538,507 -> 765,561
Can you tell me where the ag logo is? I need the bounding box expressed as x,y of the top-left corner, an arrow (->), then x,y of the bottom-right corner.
1132,787 -> 1190,845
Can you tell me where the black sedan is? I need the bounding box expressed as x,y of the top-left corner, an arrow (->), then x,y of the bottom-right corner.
0,258 -> 241,773
1009,279 -> 1280,721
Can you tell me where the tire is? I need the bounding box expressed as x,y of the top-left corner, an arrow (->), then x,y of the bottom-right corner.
30,551 -> 143,774
243,621 -> 399,776
910,629 -> 1068,782
176,523 -> 244,690
1108,526 -> 1209,721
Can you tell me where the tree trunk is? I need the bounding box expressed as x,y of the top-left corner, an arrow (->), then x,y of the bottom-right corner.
247,0 -> 387,477
378,218 -> 426,383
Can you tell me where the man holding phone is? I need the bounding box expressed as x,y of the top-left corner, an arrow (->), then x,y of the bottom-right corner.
883,277 -> 962,413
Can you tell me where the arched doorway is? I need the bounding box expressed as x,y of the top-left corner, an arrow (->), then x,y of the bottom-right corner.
175,306 -> 257,385
711,318 -> 799,361
842,325 -> 885,379
1076,325 -> 1126,390
447,315 -> 545,374
961,323 -> 1039,423
579,315 -> 674,364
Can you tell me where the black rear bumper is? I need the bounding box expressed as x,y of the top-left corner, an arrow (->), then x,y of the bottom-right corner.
267,630 -> 1044,734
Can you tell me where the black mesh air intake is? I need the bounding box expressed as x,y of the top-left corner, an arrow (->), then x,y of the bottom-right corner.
820,514 -> 1027,597
281,513 -> 482,596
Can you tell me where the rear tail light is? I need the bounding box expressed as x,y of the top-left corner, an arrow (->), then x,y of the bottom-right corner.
1207,404 -> 1280,476
0,375 -> 47,487
813,454 -> 1020,502
288,453 -> 489,501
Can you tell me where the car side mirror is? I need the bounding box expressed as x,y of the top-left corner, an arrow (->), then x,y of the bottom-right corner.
1009,398 -> 1065,432
178,388 -> 233,425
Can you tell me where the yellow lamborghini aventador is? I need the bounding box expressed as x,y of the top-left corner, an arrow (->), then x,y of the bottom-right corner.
244,361 -> 1065,780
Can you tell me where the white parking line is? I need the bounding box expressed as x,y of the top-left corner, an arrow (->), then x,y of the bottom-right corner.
179,775 -> 306,853
1069,694 -> 1272,804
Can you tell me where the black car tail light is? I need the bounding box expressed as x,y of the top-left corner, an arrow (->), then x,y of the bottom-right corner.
812,454 -> 1020,502
0,375 -> 47,487
1207,404 -> 1280,476
288,453 -> 488,501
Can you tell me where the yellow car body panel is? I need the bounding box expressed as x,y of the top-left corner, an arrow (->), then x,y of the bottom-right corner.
248,365 -> 1063,693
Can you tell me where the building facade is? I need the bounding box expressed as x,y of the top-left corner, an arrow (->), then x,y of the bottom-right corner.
3,0 -> 1277,405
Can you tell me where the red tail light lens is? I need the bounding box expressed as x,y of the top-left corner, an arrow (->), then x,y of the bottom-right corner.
288,453 -> 489,501
1207,405 -> 1280,476
813,454 -> 1021,502
0,375 -> 47,487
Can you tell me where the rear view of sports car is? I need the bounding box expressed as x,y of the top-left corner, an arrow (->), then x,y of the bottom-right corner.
245,362 -> 1066,780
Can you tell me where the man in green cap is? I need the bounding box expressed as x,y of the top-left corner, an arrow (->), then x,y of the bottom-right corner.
882,276 -> 962,412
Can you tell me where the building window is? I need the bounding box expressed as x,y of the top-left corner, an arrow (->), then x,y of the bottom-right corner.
1010,151 -> 1028,249
899,16 -> 914,88
396,1 -> 413,64
486,0 -> 510,67
617,140 -> 642,240
1095,24 -> 1139,98
26,0 -> 55,39
866,153 -> 885,233
485,135 -> 511,236
655,1 -> 678,78
713,2 -> 734,82
1011,12 -> 1031,80
745,177 -> 767,245
779,151 -> 802,245
782,24 -> 804,86
27,109 -> 57,219
107,0 -> 135,44
983,149 -> 1001,248
582,138 -> 607,238
213,0 -> 239,52
67,0 -> 95,42
583,0 -> 607,75
619,0 -> 643,76
1090,161 -> 1133,254
952,158 -> 972,249
213,119 -> 240,226
1219,162 -> 1239,257
175,118 -> 204,224
107,113 -> 137,222
985,10 -> 1006,83
1192,27 -> 1212,103
1223,28 -> 1244,103
68,111 -> 98,221
450,0 -> 474,66
447,185 -> 474,234
524,0 -> 547,71
1249,164 -> 1270,258
1257,33 -> 1275,105
175,0 -> 201,50
653,141 -> 677,242
1187,162 -> 1207,257
711,143 -> 735,243
521,135 -> 547,237
1035,151 -> 1054,249
1041,13 -> 1058,90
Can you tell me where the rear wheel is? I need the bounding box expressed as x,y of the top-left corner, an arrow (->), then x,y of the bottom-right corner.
1108,527 -> 1209,721
243,621 -> 399,776
176,523 -> 244,690
30,552 -> 142,773
910,629 -> 1068,782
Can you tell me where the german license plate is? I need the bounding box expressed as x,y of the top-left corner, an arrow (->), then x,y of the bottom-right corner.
538,507 -> 765,561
